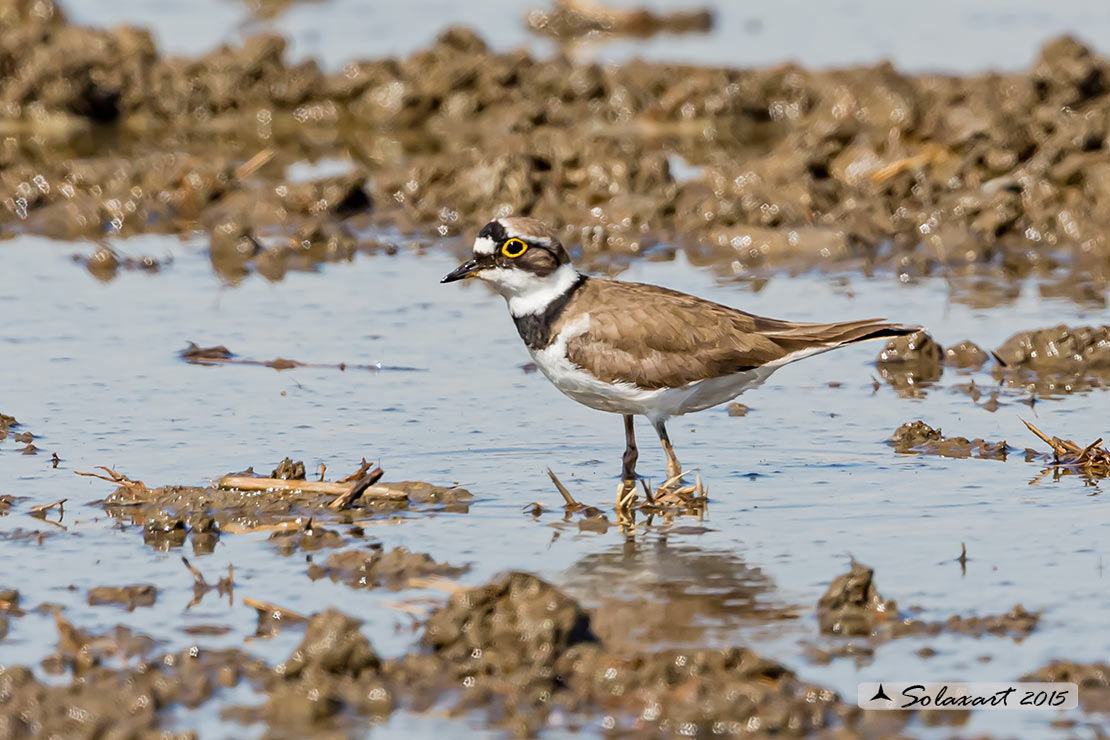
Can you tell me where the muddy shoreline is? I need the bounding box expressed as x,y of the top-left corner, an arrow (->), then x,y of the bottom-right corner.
0,0 -> 1108,299
6,561 -> 1097,739
4,0 -> 1110,738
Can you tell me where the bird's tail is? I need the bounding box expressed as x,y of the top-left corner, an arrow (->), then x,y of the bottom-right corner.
765,319 -> 922,354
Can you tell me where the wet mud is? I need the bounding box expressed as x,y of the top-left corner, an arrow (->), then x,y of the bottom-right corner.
1024,662 -> 1110,713
307,546 -> 469,590
87,461 -> 472,554
993,323 -> 1110,396
817,561 -> 898,637
0,566 -> 1073,737
4,1 -> 1110,737
0,0 -> 1109,299
87,584 -> 158,611
3,574 -> 855,738
816,562 -> 1038,650
0,412 -> 45,457
889,420 -> 1010,460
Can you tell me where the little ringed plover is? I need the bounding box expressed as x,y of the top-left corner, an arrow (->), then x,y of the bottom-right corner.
443,217 -> 918,500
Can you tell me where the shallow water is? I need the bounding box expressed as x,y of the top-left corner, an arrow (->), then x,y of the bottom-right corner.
1,231 -> 1107,737
69,0 -> 1110,73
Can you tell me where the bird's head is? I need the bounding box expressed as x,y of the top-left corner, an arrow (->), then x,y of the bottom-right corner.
441,217 -> 580,316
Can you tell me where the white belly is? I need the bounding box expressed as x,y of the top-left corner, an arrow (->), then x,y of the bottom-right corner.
528,314 -> 790,423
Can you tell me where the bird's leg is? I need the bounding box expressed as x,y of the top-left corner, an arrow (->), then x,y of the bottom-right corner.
617,414 -> 639,508
652,419 -> 682,483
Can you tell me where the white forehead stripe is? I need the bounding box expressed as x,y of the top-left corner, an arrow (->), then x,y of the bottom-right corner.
473,235 -> 497,255
495,219 -> 554,244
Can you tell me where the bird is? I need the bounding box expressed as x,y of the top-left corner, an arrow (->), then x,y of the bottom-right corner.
442,217 -> 918,505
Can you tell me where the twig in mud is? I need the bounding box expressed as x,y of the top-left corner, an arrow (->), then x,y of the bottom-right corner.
242,597 -> 306,623
329,467 -> 385,509
29,498 -> 66,519
336,457 -> 375,483
1022,418 -> 1110,482
546,468 -> 584,510
381,600 -> 427,617
405,576 -> 467,594
75,467 -> 148,491
217,475 -> 406,502
220,520 -> 301,534
1022,419 -> 1110,464
180,342 -> 423,373
870,144 -> 948,183
233,148 -> 275,180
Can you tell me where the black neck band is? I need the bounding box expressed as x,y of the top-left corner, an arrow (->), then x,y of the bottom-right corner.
512,274 -> 587,351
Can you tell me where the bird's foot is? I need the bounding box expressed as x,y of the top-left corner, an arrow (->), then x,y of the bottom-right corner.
615,478 -> 639,511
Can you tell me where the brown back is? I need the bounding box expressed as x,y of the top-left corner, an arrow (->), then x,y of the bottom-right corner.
560,278 -> 916,389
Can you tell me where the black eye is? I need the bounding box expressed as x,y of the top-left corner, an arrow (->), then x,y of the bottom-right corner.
501,238 -> 529,258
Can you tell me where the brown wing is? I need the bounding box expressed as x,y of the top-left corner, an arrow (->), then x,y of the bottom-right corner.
562,279 -> 917,389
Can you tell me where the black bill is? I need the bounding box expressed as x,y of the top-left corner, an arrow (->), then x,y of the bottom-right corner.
441,258 -> 484,283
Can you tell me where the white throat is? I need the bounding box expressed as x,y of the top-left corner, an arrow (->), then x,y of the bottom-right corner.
478,262 -> 581,317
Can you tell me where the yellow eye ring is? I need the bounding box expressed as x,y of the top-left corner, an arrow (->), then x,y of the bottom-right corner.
501,238 -> 529,258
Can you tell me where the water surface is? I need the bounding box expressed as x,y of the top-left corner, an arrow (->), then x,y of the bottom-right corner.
1,232 -> 1107,737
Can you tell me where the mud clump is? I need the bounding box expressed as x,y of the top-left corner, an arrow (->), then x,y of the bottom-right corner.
271,457 -> 306,480
933,605 -> 1039,639
279,610 -> 381,679
995,324 -> 1110,368
41,617 -> 158,676
889,420 -> 1009,460
87,583 -> 157,610
877,331 -> 942,365
943,340 -> 989,369
1023,662 -> 1110,712
993,324 -> 1110,396
0,413 -> 45,457
869,603 -> 1038,643
0,588 -> 18,642
0,412 -> 16,441
2,634 -> 268,738
308,546 -> 469,589
93,462 -> 472,552
3,5 -> 1110,290
814,566 -> 1038,662
1,572 -> 902,737
260,610 -> 392,730
876,331 -> 943,396
269,519 -> 345,555
396,571 -> 870,736
817,561 -> 898,636
74,244 -> 168,281
420,571 -> 597,674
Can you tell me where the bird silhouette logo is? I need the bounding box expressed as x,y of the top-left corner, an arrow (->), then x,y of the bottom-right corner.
870,684 -> 892,702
